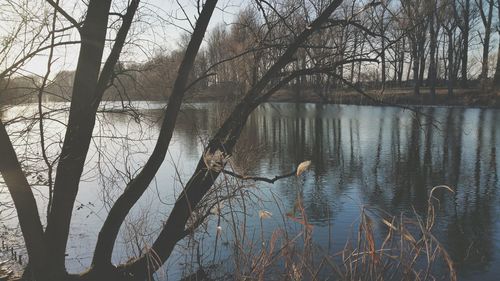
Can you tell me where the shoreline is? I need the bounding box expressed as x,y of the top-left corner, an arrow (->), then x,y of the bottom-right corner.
187,86 -> 500,108
2,88 -> 500,109
262,88 -> 500,109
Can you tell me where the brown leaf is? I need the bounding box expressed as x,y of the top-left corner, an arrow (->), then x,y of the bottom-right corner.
296,160 -> 312,176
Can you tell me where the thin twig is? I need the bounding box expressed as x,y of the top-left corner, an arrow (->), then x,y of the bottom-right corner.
221,169 -> 296,184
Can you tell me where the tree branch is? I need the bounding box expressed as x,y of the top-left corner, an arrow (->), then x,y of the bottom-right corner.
221,169 -> 296,184
0,41 -> 81,80
46,0 -> 82,31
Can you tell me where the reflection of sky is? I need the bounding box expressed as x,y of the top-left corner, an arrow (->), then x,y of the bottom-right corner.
1,102 -> 500,280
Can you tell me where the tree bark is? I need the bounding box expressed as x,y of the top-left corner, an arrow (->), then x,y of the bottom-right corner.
460,0 -> 470,88
351,33 -> 358,83
91,0 -> 218,274
428,9 -> 438,98
0,121 -> 49,281
418,39 -> 426,87
447,30 -> 455,97
381,37 -> 386,86
492,2 -> 500,89
1,0 -> 141,279
411,40 -> 420,95
380,11 -> 386,87
398,38 -> 405,86
478,0 -> 494,88
43,0 -> 116,278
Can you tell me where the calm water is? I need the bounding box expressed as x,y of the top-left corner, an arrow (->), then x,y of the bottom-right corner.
1,102 -> 499,280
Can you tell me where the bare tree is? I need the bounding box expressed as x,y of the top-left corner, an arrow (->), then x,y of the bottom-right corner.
441,0 -> 459,96
476,0 -> 494,87
400,0 -> 428,95
364,0 -> 389,87
491,0 -> 500,89
457,0 -> 472,87
428,0 -> 440,98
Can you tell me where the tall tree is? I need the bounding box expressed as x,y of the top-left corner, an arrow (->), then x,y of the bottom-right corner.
428,0 -> 440,98
371,0 -> 392,87
457,0 -> 471,87
492,0 -> 500,89
401,0 -> 428,95
477,0 -> 494,87
441,3 -> 459,97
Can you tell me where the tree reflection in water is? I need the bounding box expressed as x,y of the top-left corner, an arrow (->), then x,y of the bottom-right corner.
234,104 -> 499,278
3,102 -> 497,279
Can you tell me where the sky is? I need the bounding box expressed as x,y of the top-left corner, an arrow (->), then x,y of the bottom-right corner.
5,0 -> 492,80
12,0 -> 248,78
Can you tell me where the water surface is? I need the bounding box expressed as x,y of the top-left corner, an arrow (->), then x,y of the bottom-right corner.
1,102 -> 499,280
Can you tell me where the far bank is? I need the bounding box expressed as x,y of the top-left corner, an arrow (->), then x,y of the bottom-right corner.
2,85 -> 499,108
189,86 -> 500,108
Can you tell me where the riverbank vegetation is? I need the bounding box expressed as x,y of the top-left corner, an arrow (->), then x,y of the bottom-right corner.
185,178 -> 457,281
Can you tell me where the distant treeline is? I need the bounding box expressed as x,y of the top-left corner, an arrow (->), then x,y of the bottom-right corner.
2,0 -> 499,105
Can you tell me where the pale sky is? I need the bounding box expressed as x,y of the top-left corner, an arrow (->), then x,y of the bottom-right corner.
15,0 -> 248,78
6,0 -> 490,80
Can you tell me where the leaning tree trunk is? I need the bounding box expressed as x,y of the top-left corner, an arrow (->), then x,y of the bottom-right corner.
1,0 -> 141,280
0,121 -> 49,281
109,1 -> 345,279
44,0 -> 139,279
89,1 -> 218,278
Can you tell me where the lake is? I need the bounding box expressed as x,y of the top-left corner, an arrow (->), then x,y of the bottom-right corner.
1,102 -> 499,280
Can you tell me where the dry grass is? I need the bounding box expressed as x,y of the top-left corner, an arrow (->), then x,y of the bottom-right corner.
116,157 -> 457,281
200,184 -> 457,281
